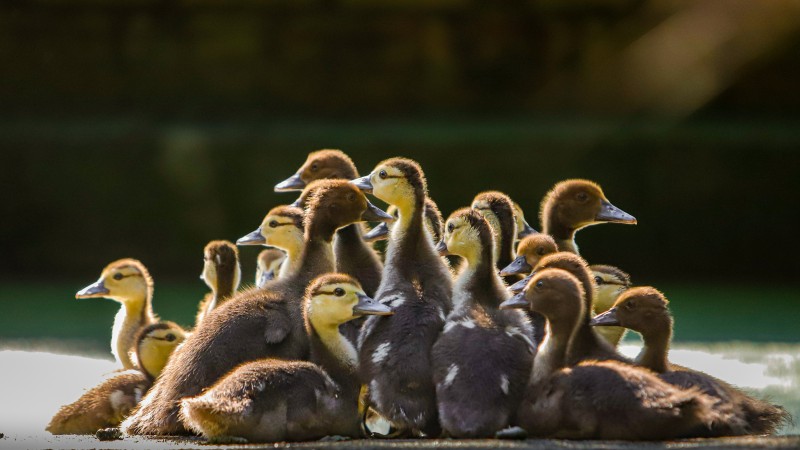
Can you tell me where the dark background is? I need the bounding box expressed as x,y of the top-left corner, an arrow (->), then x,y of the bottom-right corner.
2,0 -> 799,288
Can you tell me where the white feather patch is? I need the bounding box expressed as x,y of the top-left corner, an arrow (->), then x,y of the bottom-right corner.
372,342 -> 391,365
444,364 -> 459,387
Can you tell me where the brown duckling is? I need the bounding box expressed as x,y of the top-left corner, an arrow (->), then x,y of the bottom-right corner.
180,274 -> 393,443
47,322 -> 186,435
507,269 -> 723,440
363,198 -> 444,245
122,180 -> 392,436
471,191 -> 520,284
255,249 -> 287,288
353,158 -> 453,437
275,149 -> 383,297
591,288 -> 790,435
237,205 -> 305,281
511,201 -> 537,239
75,259 -> 158,370
589,264 -> 631,347
540,179 -> 636,254
505,252 -> 627,365
196,241 -> 241,326
432,209 -> 534,438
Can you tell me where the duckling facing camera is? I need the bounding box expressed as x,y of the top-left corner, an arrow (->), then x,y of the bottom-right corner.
47,322 -> 186,435
75,259 -> 158,370
195,240 -> 241,326
180,274 -> 392,443
255,249 -> 287,288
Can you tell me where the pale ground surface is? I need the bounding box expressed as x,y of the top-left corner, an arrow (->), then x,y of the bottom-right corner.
0,343 -> 797,449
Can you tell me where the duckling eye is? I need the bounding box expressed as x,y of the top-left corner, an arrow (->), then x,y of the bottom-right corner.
311,163 -> 318,172
576,192 -> 589,202
165,333 -> 176,342
447,223 -> 454,233
625,301 -> 636,310
334,287 -> 345,297
594,276 -> 604,285
347,192 -> 356,202
269,220 -> 278,228
113,273 -> 124,281
536,247 -> 546,255
535,281 -> 544,289
379,170 -> 387,179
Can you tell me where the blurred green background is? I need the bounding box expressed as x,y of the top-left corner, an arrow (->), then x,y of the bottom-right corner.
1,0 -> 799,346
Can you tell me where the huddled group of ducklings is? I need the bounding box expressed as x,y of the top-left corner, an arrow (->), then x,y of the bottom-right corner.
47,150 -> 790,442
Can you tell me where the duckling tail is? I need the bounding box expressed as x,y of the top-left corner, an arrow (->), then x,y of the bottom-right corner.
179,395 -> 250,438
740,398 -> 793,435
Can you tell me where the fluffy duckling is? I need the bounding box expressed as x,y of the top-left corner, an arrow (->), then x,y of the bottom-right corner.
275,149 -> 383,297
237,205 -> 305,281
195,241 -> 241,326
540,179 -> 636,254
589,264 -> 631,347
353,158 -> 453,437
255,249 -> 286,288
363,198 -> 444,245
508,252 -> 627,365
511,201 -> 537,239
506,270 -> 723,440
591,288 -> 791,435
471,191 -> 519,282
47,322 -> 186,435
180,274 -> 393,443
76,259 -> 158,370
432,209 -> 534,438
122,180 -> 392,436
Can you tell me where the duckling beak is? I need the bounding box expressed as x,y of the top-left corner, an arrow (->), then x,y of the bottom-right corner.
350,175 -> 373,193
256,270 -> 275,288
236,228 -> 266,246
596,200 -> 637,225
289,198 -> 302,208
517,220 -> 537,239
274,173 -> 305,192
76,279 -> 110,298
435,240 -> 449,256
500,292 -> 529,310
500,256 -> 532,276
363,222 -> 390,242
353,293 -> 393,316
508,273 -> 533,294
361,201 -> 394,223
590,307 -> 620,326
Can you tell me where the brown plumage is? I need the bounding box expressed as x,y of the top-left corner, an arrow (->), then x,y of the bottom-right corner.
591,287 -> 791,435
196,240 -> 241,326
471,191 -> 519,284
510,269 -> 724,440
539,179 -> 636,254
122,180 -> 389,436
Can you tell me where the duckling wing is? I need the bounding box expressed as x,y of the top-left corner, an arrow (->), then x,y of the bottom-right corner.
47,370 -> 150,435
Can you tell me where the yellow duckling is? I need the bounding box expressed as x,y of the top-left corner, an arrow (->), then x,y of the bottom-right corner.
46,322 -> 186,435
255,249 -> 287,288
75,259 -> 158,370
237,205 -> 305,281
196,240 -> 241,326
589,264 -> 631,347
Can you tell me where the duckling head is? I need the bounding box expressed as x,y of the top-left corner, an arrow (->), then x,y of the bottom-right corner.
237,205 -> 305,252
255,249 -> 286,288
511,201 -> 538,239
501,268 -> 585,327
200,240 -> 241,298
509,251 -> 594,301
303,180 -> 393,238
135,321 -> 186,379
471,191 -> 517,262
304,273 -> 393,330
438,208 -> 493,266
275,149 -> 358,192
591,287 -> 671,334
500,234 -> 559,276
540,179 -> 637,234
351,157 -> 427,209
590,264 -> 632,314
76,259 -> 153,305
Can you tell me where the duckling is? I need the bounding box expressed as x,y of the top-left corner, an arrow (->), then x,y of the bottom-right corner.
122,180 -> 392,436
589,264 -> 631,347
352,158 -> 453,437
196,241 -> 241,326
510,252 -> 627,365
75,259 -> 158,370
180,274 -> 393,443
540,179 -> 636,254
431,209 -> 534,438
275,149 -> 383,297
471,191 -> 520,283
255,249 -> 286,288
511,201 -> 537,239
363,198 -> 444,245
591,288 -> 791,435
504,269 -> 723,440
47,322 -> 186,435
237,205 -> 305,281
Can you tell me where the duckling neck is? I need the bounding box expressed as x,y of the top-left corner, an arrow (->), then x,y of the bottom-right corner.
457,245 -> 505,309
113,294 -> 155,369
279,243 -> 303,279
388,195 -> 428,268
543,208 -> 579,254
636,322 -> 672,373
308,318 -> 359,378
531,318 -> 572,385
295,237 -> 336,284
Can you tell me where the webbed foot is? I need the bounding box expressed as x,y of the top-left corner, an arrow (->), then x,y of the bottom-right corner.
495,426 -> 527,440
